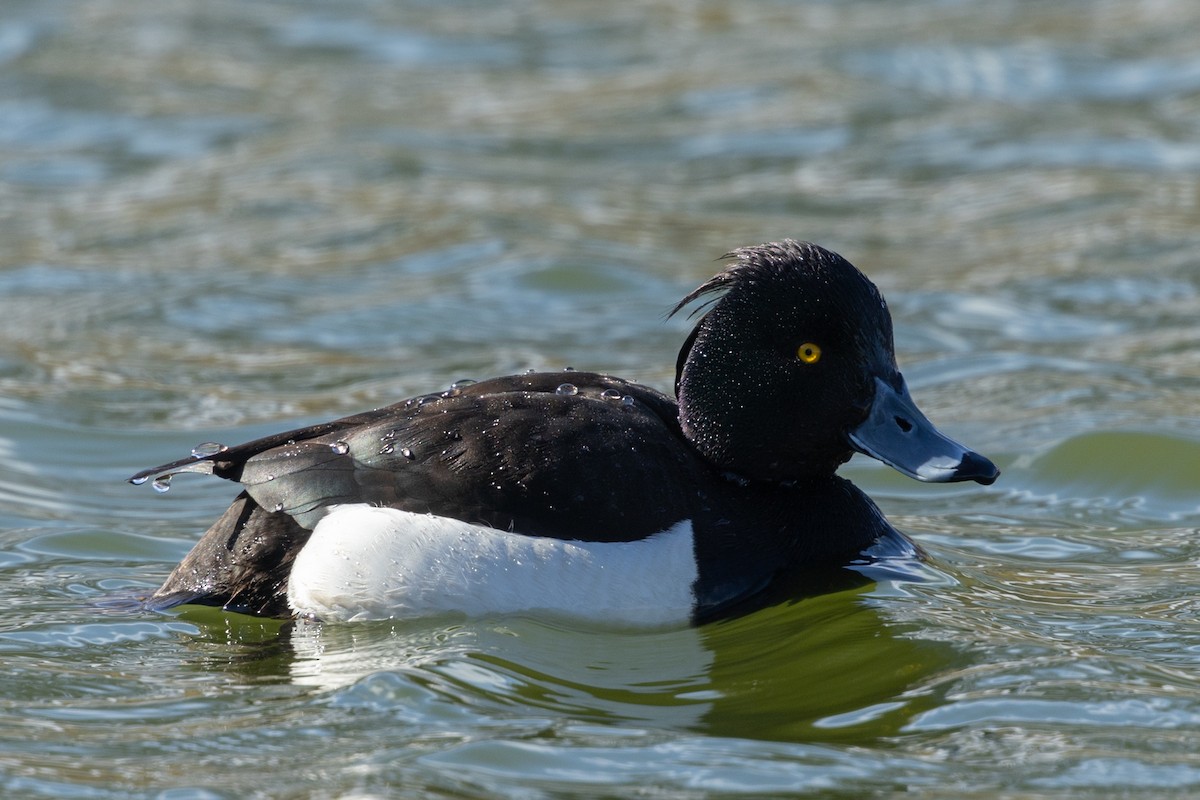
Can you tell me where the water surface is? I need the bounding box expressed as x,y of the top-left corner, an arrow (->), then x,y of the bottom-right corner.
3,1 -> 1200,797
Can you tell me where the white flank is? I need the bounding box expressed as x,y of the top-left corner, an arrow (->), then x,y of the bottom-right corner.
287,505 -> 699,625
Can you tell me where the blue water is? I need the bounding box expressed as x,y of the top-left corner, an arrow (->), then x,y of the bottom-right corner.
3,0 -> 1200,796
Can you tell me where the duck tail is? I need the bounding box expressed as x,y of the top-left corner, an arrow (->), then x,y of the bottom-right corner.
148,491 -> 311,618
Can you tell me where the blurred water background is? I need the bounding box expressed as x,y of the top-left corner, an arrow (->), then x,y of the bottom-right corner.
3,0 -> 1200,797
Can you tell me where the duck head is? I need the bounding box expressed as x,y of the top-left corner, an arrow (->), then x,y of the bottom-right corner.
672,240 -> 998,486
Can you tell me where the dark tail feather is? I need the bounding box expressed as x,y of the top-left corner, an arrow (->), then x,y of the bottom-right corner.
149,492 -> 312,618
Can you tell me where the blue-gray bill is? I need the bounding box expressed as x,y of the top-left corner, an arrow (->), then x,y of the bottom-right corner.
848,377 -> 999,485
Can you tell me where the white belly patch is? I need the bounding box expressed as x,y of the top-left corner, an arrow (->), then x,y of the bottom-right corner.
286,505 -> 699,626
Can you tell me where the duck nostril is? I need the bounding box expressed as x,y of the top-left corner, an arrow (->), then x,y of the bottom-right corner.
894,415 -> 913,433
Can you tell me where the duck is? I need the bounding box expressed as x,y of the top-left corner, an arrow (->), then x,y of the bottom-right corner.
130,240 -> 998,626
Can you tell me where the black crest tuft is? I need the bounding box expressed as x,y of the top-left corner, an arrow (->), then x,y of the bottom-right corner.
668,240 -> 849,320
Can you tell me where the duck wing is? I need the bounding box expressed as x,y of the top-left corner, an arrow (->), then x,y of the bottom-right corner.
133,372 -> 702,542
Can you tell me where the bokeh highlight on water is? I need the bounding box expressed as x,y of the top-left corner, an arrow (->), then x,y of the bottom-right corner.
2,1 -> 1200,797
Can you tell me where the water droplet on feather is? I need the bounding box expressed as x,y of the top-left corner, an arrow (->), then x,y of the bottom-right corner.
601,388 -> 622,401
191,442 -> 226,459
330,441 -> 350,454
152,475 -> 172,493
556,383 -> 578,396
445,378 -> 477,397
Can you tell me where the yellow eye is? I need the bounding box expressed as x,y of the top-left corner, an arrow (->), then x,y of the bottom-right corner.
796,343 -> 822,364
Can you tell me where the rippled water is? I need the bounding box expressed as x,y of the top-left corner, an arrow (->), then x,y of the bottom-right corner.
3,1 -> 1200,797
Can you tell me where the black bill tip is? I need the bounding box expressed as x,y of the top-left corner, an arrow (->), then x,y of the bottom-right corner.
956,450 -> 999,486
